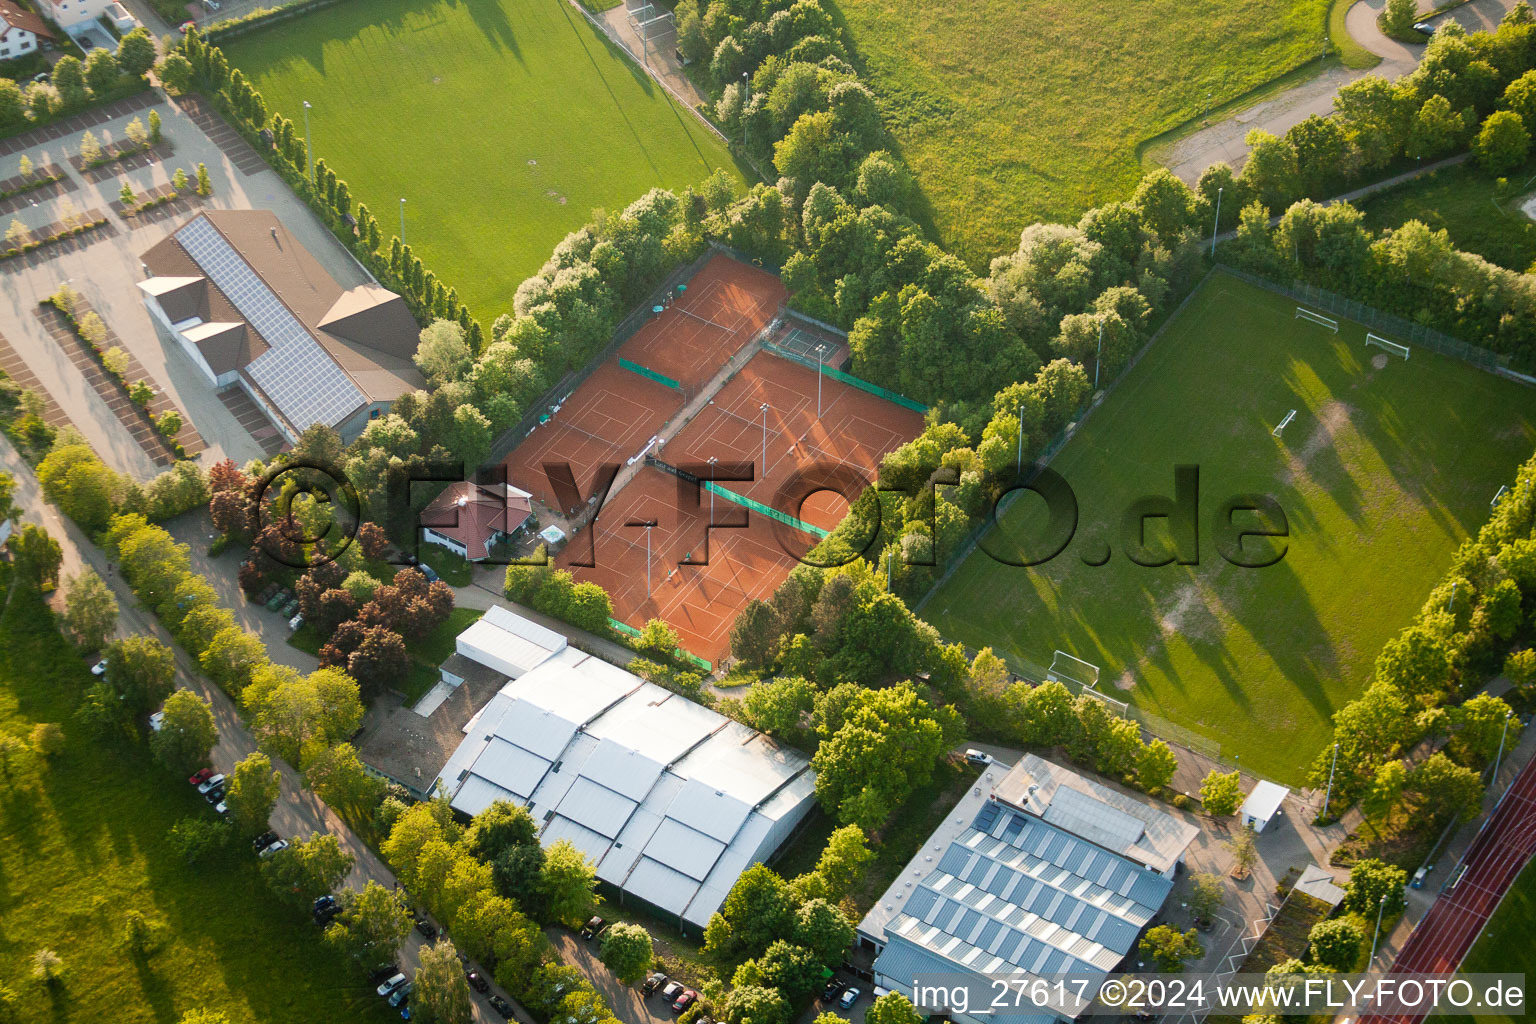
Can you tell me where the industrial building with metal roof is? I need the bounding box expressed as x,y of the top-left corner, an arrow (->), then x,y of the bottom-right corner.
137,210 -> 424,444
857,754 -> 1198,1024
433,640 -> 816,932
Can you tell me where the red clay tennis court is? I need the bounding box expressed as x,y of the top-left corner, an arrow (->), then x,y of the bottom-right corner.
558,466 -> 810,664
655,350 -> 927,531
502,361 -> 680,510
619,253 -> 786,393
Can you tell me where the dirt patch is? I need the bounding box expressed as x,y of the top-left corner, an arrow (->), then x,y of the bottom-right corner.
1114,670 -> 1137,691
1371,352 -> 1389,370
1159,583 -> 1221,644
545,189 -> 567,204
1284,400 -> 1354,481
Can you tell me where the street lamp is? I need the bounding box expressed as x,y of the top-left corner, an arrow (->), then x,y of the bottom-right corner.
1369,894 -> 1388,966
1323,742 -> 1339,820
1492,710 -> 1514,785
399,198 -> 407,245
1093,318 -> 1106,390
1016,402 -> 1026,474
1210,185 -> 1222,257
741,72 -> 749,148
302,100 -> 313,185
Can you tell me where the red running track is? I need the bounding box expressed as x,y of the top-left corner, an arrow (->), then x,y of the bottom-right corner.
1363,751 -> 1536,1024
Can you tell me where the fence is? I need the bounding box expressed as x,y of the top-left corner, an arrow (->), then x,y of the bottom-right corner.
485,246 -> 720,467
762,341 -> 930,413
203,0 -> 356,42
1215,264 -> 1517,375
606,617 -> 713,672
644,455 -> 830,538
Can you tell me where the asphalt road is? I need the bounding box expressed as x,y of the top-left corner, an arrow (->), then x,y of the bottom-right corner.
0,437 -> 526,1024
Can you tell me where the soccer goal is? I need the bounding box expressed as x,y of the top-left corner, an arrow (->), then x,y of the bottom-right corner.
1366,332 -> 1410,360
1048,650 -> 1100,691
1492,484 -> 1510,509
1273,409 -> 1297,437
1295,307 -> 1339,332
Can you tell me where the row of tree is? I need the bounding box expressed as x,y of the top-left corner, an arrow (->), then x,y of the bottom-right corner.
0,27 -> 157,134
38,434 -> 211,531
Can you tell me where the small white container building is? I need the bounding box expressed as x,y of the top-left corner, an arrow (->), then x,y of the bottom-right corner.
1239,779 -> 1290,833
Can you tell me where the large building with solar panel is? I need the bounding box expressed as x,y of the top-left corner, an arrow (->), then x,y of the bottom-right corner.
137,211 -> 425,444
431,628 -> 817,934
857,753 -> 1198,1024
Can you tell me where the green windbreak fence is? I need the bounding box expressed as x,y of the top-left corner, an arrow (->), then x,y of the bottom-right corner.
703,481 -> 830,538
762,342 -> 929,413
607,618 -> 713,672
619,357 -> 682,390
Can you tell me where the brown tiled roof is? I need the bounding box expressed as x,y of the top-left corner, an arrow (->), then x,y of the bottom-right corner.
0,3 -> 54,40
420,481 -> 534,553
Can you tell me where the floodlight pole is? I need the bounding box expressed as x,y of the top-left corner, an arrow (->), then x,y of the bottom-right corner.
1323,742 -> 1338,819
1369,894 -> 1387,966
707,456 -> 718,525
302,100 -> 313,185
645,524 -> 653,598
1211,186 -> 1222,257
817,345 -> 824,417
1016,403 -> 1025,474
741,72 -> 749,148
1492,710 -> 1513,786
1093,318 -> 1105,390
399,198 -> 406,245
760,402 -> 768,472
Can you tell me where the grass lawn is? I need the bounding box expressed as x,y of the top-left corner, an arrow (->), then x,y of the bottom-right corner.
0,572 -> 394,1024
224,0 -> 748,320
831,0 -> 1330,266
1437,854 -> 1536,1024
1355,159 -> 1536,274
924,273 -> 1536,782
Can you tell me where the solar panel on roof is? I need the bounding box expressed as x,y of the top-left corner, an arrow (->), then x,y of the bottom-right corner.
175,217 -> 365,430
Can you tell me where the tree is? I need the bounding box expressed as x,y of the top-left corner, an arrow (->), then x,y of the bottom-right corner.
1140,925 -> 1203,971
1473,110 -> 1531,173
465,800 -> 540,863
1410,752 -> 1484,822
53,56 -> 86,108
124,116 -> 149,149
748,940 -> 825,1005
1224,825 -> 1258,877
1383,0 -> 1417,36
1503,648 -> 1536,697
599,922 -> 654,984
1407,95 -> 1468,160
538,838 -> 596,924
0,79 -> 24,132
196,162 -> 212,197
156,53 -> 194,94
261,832 -> 355,906
1200,769 -> 1243,817
200,626 -> 266,696
105,635 -> 175,717
157,410 -> 182,438
731,599 -> 780,667
743,675 -> 815,739
707,863 -> 795,961
802,824 -> 873,902
227,751 -> 281,836
166,815 -> 230,865
414,940 -> 474,1024
148,109 -> 162,144
414,319 -> 473,386
1308,918 -> 1364,972
150,689 -> 218,775
864,993 -> 924,1024
179,1011 -> 232,1024
346,625 -> 410,695
723,985 -> 791,1024
324,880 -> 411,962
305,742 -> 385,819
1362,760 -> 1408,822
242,664 -> 363,765
1189,872 -> 1225,924
1451,694 -> 1520,767
10,523 -> 62,590
62,569 -> 117,651
84,47 -> 120,96
792,897 -> 855,966
1137,739 -> 1179,791
1344,858 -> 1408,917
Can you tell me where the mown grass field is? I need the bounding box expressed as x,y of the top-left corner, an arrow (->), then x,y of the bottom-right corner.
224,0 -> 747,320
830,0 -> 1331,266
1356,158 -> 1536,274
924,274 -> 1536,781
0,571 -> 393,1024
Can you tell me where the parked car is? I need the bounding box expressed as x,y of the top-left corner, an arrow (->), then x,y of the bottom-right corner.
1413,20 -> 1436,35
822,980 -> 843,1003
213,798 -> 228,816
257,839 -> 289,860
203,783 -> 226,804
280,598 -> 300,618
288,613 -> 305,632
415,918 -> 437,940
659,982 -> 685,1005
369,963 -> 399,985
252,830 -> 280,853
388,983 -> 413,1008
838,988 -> 861,1010
179,20 -> 196,32
149,711 -> 165,732
260,583 -> 280,603
197,773 -> 225,795
580,915 -> 604,940
264,592 -> 286,611
188,768 -> 214,787
418,564 -> 439,583
376,972 -> 408,998
91,659 -> 108,676
465,969 -> 488,993
672,989 -> 698,1014
30,71 -> 48,84
487,995 -> 515,1019
643,973 -> 668,995
314,895 -> 341,925
965,748 -> 990,767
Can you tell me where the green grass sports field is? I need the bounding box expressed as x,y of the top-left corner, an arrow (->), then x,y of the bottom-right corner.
924,273 -> 1536,781
831,0 -> 1329,266
224,0 -> 747,320
0,574 -> 393,1024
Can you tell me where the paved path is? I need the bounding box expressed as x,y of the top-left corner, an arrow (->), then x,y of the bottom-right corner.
547,927 -> 673,1024
0,436 -> 523,1024
1164,0 -> 1523,184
